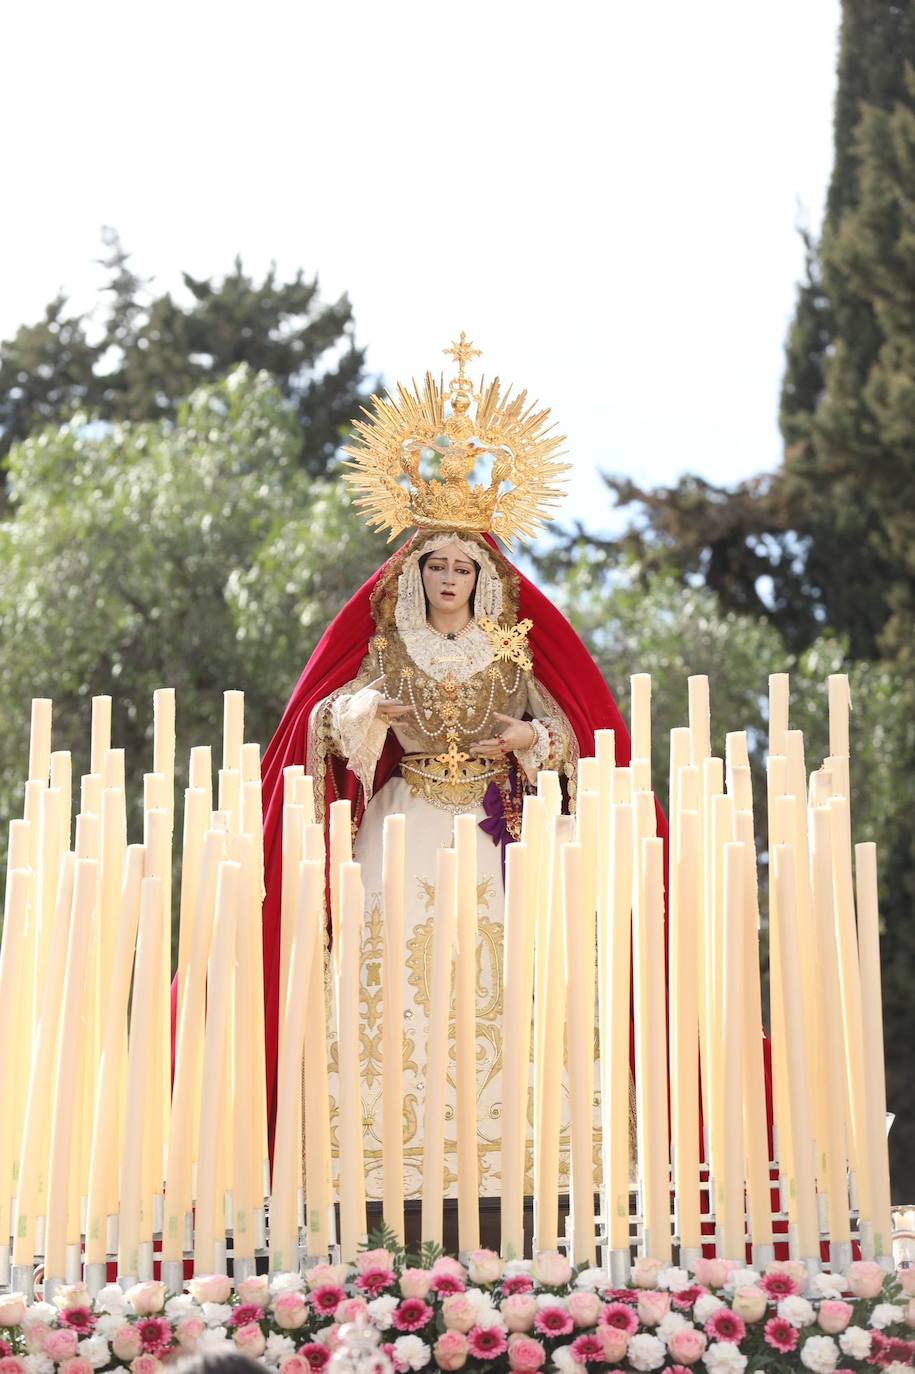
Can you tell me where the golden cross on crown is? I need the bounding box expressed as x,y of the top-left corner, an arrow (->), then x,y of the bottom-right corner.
443,332 -> 482,388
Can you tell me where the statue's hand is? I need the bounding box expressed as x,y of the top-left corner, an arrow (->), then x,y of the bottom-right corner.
470,712 -> 537,758
367,676 -> 411,722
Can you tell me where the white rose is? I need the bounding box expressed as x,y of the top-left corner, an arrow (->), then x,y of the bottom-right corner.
725,1269 -> 760,1293
77,1336 -> 111,1369
778,1295 -> 816,1328
22,1303 -> 57,1328
703,1343 -> 748,1374
464,1289 -> 505,1328
814,1273 -> 848,1298
95,1285 -> 128,1317
271,1271 -> 308,1295
95,1314 -> 126,1338
694,1295 -> 726,1323
839,1326 -> 872,1359
263,1333 -> 296,1367
23,1356 -> 55,1374
503,1260 -> 534,1277
198,1327 -> 230,1350
574,1267 -> 607,1291
392,1335 -> 431,1371
658,1312 -> 690,1342
367,1295 -> 399,1330
870,1303 -> 904,1330
659,1266 -> 692,1293
201,1302 -> 234,1328
552,1346 -> 586,1374
800,1334 -> 839,1373
628,1332 -> 667,1371
165,1294 -> 198,1319
536,1292 -> 569,1309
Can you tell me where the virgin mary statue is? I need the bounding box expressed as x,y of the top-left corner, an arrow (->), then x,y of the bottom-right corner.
260,335 -> 664,1197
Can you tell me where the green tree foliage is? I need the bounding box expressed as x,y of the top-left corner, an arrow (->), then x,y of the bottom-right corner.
0,367 -> 381,882
0,229 -> 366,479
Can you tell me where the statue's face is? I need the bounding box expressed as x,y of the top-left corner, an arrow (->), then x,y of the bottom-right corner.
421,541 -> 477,616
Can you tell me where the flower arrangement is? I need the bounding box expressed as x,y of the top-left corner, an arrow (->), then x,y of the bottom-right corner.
0,1239 -> 912,1374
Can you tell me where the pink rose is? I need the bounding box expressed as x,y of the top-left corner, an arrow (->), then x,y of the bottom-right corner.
176,1315 -> 206,1350
442,1294 -> 477,1333
322,1325 -> 342,1354
532,1250 -> 572,1288
125,1282 -> 167,1315
507,1334 -> 546,1372
766,1260 -> 809,1289
59,1359 -> 94,1374
434,1330 -> 469,1370
53,1286 -> 92,1312
188,1274 -> 233,1305
637,1290 -> 671,1325
667,1327 -> 708,1365
307,1264 -> 348,1290
818,1300 -> 853,1334
0,1296 -> 26,1328
897,1269 -> 915,1297
24,1322 -> 51,1352
356,1247 -> 393,1274
279,1357 -> 312,1374
692,1258 -> 728,1290
112,1325 -> 144,1361
846,1261 -> 885,1300
237,1275 -> 271,1307
567,1291 -> 602,1328
274,1291 -> 309,1330
501,1294 -> 538,1332
631,1258 -> 665,1289
732,1286 -> 768,1323
130,1357 -> 161,1374
468,1250 -> 503,1285
335,1298 -> 369,1325
597,1325 -> 631,1362
431,1257 -> 466,1280
0,1359 -> 26,1374
400,1270 -> 433,1300
44,1329 -> 79,1361
234,1322 -> 267,1358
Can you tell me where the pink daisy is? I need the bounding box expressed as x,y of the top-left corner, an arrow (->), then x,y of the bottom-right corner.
300,1345 -> 331,1371
534,1307 -> 574,1338
600,1302 -> 640,1334
59,1308 -> 96,1334
668,1367 -> 694,1374
764,1317 -> 799,1353
136,1317 -> 173,1356
467,1327 -> 509,1359
229,1304 -> 266,1327
429,1272 -> 465,1296
705,1310 -> 747,1344
502,1276 -> 535,1297
311,1285 -> 347,1316
672,1285 -> 708,1311
392,1298 -> 434,1332
355,1268 -> 396,1297
760,1272 -> 799,1299
569,1334 -> 605,1364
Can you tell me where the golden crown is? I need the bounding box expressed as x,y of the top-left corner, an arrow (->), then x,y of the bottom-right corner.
341,334 -> 570,545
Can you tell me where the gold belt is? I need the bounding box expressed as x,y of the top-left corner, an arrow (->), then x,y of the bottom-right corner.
398,751 -> 505,813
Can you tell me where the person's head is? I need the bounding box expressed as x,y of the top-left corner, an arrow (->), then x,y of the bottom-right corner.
418,539 -> 480,618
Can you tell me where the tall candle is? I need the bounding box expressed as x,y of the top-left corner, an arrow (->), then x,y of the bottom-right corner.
86,846 -> 145,1265
218,767 -> 241,835
453,813 -> 480,1251
707,790 -> 733,1196
34,786 -> 63,1019
142,805 -> 170,1213
687,676 -> 711,766
577,756 -> 598,794
329,800 -> 352,951
381,814 -> 406,1243
769,673 -> 790,758
44,858 -> 97,1280
231,833 -> 261,1263
90,695 -> 112,775
28,698 -> 52,782
153,690 -> 176,1158
0,868 -> 30,1269
337,861 -> 367,1260
595,730 -> 616,1202
766,755 -> 792,1208
175,789 -> 210,1042
103,747 -> 125,790
50,750 -> 72,850
604,801 -> 633,1252
631,673 -> 652,772
289,772 -> 316,823
118,876 -> 165,1281
500,841 -> 533,1259
223,690 -> 244,772
771,845 -> 820,1259
562,842 -> 596,1264
302,823 -> 332,1256
279,803 -> 304,1108
193,860 -> 240,1275
828,675 -> 850,759
7,818 -> 34,1208
271,859 -> 322,1271
699,758 -> 723,1174
419,850 -> 458,1247
719,842 -> 746,1260
670,806 -> 701,1252
99,786 -> 127,1219
854,842 -> 892,1257
636,837 -> 671,1260
189,746 -> 213,812
241,778 -> 269,1191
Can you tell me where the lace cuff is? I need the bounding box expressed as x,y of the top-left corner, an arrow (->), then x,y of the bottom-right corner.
515,717 -> 551,783
331,685 -> 388,801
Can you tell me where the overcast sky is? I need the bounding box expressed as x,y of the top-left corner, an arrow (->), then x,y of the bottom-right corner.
3,0 -> 840,530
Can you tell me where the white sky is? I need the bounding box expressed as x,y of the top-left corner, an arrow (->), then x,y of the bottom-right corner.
3,0 -> 839,530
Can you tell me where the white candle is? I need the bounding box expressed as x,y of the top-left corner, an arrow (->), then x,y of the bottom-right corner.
28,698 -> 52,782
189,746 -> 213,812
453,812 -> 480,1252
828,675 -> 850,759
193,860 -> 240,1274
302,824 -> 332,1256
241,779 -> 269,1190
7,819 -> 33,1210
577,756 -> 598,794
420,850 -> 458,1248
175,789 -> 210,1043
562,842 -> 596,1264
719,841 -> 746,1261
631,674 -> 651,771
279,803 -> 304,1115
103,746 -> 125,790
98,786 -> 127,1220
769,673 -> 790,758
218,767 -> 241,835
855,843 -> 892,1257
91,695 -> 112,776
635,837 -> 671,1261
687,676 -> 711,766
0,868 -> 30,1266
381,814 -> 406,1244
670,806 -> 701,1252
142,804 -> 170,1211
500,841 -> 533,1260
50,750 -> 72,850
329,800 -> 352,953
223,690 -> 244,772
233,832 -> 262,1262
605,802 -> 633,1250
337,861 -> 367,1260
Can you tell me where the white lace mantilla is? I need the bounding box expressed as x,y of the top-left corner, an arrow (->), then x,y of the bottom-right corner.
399,622 -> 494,683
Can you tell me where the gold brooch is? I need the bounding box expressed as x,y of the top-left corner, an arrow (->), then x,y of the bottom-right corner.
479,616 -> 533,671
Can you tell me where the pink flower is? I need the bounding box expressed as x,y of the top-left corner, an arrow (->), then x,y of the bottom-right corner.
765,1316 -> 799,1353
299,1345 -> 331,1371
306,1264 -> 347,1290
534,1306 -> 574,1338
279,1356 -> 312,1374
59,1307 -> 96,1334
237,1275 -> 270,1307
24,1323 -> 51,1353
53,1286 -> 92,1313
705,1309 -> 746,1343
507,1334 -> 546,1372
0,1361 -> 26,1374
672,1286 -> 707,1311
597,1325 -> 630,1362
136,1317 -> 172,1355
466,1326 -> 508,1359
431,1257 -> 466,1280
732,1286 -> 768,1323
0,1297 -> 26,1329
229,1303 -> 266,1328
59,1359 -> 93,1374
818,1300 -> 854,1335
667,1327 -> 708,1365
130,1357 -> 161,1374
430,1272 -> 466,1296
125,1282 -> 166,1315
468,1250 -> 503,1285
669,1366 -> 696,1374
392,1298 -> 434,1332
355,1268 -> 396,1297
637,1291 -> 671,1326
567,1291 -> 602,1328
601,1302 -> 640,1334
441,1295 -> 476,1333
631,1258 -> 665,1289
274,1291 -> 310,1329
501,1294 -> 538,1332
357,1248 -> 394,1273
188,1274 -> 233,1305
532,1251 -> 572,1288
309,1286 -> 346,1318
692,1258 -> 729,1290
846,1260 -> 885,1299
767,1260 -> 808,1288
399,1270 -> 433,1300
0,1343 -> 11,1360
433,1330 -> 469,1371
570,1334 -> 605,1364
502,1275 -> 535,1296
335,1298 -> 369,1325
175,1315 -> 205,1350
760,1272 -> 799,1299
44,1328 -> 80,1362
234,1322 -> 266,1358
111,1325 -> 143,1361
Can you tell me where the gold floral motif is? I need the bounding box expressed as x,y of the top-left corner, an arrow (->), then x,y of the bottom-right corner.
478,616 -> 534,671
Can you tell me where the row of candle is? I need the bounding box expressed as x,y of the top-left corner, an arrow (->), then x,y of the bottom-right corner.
0,668 -> 895,1292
